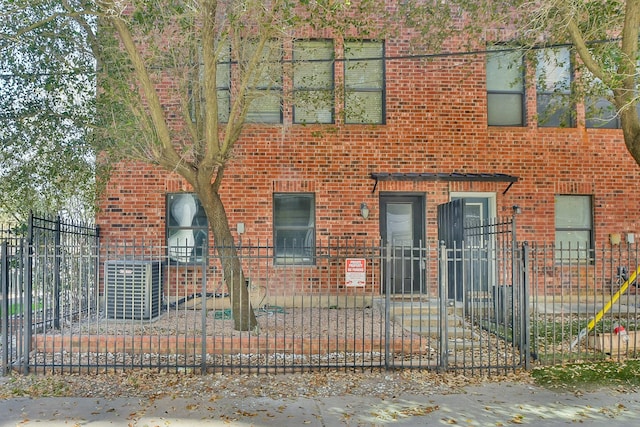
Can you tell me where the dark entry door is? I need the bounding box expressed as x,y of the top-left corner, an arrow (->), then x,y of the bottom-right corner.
437,199 -> 464,301
380,194 -> 425,294
438,197 -> 491,301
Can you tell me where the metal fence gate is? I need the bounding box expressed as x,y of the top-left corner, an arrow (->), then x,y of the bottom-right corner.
437,200 -> 529,370
1,215 -> 99,375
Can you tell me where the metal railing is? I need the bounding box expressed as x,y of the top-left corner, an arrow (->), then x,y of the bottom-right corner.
3,235 -> 529,375
529,242 -> 640,365
3,215 -> 638,375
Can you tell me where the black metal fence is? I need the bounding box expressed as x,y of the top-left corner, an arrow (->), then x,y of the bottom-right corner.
3,213 -> 638,376
2,213 -> 531,375
1,214 -> 99,375
529,242 -> 640,365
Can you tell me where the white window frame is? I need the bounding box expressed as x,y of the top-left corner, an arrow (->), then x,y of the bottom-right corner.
166,193 -> 208,264
555,195 -> 593,261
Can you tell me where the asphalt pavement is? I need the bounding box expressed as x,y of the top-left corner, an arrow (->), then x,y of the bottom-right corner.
1,381 -> 640,426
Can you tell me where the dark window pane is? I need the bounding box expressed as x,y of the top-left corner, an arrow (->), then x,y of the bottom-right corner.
537,93 -> 574,127
274,194 -> 315,265
585,97 -> 619,128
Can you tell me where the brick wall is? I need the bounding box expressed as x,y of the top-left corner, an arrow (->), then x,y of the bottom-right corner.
96,27 -> 640,299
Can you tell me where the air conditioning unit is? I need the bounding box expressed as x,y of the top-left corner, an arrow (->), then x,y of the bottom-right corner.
104,260 -> 161,320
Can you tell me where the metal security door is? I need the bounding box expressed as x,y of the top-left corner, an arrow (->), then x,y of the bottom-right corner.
438,197 -> 492,301
437,199 -> 464,301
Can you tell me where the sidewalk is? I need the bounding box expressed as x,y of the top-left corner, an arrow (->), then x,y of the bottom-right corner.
1,381 -> 639,426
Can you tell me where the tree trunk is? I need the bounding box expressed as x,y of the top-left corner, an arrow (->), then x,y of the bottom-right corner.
198,187 -> 258,332
619,106 -> 640,167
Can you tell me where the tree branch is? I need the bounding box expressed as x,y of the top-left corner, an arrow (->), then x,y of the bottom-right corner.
103,3 -> 183,172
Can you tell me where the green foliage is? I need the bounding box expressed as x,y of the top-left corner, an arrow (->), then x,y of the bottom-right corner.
0,0 -> 97,220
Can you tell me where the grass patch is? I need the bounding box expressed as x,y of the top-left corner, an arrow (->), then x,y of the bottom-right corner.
0,301 -> 44,316
531,359 -> 640,390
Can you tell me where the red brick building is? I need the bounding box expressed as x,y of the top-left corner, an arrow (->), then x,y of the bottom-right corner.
96,15 -> 640,298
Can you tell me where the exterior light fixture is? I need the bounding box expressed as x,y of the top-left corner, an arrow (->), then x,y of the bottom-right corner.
360,203 -> 370,220
512,205 -> 522,215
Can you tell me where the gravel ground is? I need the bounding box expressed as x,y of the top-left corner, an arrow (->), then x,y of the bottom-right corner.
69,306 -> 394,339
0,368 -> 535,400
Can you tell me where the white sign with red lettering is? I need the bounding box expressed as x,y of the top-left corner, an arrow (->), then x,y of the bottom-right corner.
345,258 -> 366,287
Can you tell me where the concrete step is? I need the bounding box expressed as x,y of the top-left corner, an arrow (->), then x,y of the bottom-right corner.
393,313 -> 462,329
373,296 -> 480,341
382,298 -> 465,315
398,324 -> 478,340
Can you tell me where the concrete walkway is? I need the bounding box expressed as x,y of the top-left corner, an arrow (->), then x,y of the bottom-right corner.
1,382 -> 639,426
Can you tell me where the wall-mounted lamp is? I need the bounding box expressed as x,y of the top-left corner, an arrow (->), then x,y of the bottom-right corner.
360,203 -> 370,220
512,205 -> 522,215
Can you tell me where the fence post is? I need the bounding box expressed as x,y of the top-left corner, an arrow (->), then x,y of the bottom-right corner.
1,241 -> 9,375
201,241 -> 209,374
521,242 -> 532,370
53,215 -> 61,329
384,242 -> 391,370
22,214 -> 34,374
439,242 -> 449,372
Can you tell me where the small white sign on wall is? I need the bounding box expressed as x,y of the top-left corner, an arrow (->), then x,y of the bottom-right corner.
345,258 -> 366,287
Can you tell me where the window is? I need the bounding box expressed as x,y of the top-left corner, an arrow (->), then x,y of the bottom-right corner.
189,43 -> 230,123
344,40 -> 385,124
167,193 -> 208,263
555,195 -> 593,260
586,55 -> 640,129
486,48 -> 525,126
293,40 -> 335,124
585,89 -> 640,129
244,40 -> 282,123
585,96 -> 619,128
273,193 -> 315,264
536,47 -> 575,127
216,43 -> 231,123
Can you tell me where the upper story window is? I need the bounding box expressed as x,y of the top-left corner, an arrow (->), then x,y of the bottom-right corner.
555,195 -> 593,261
273,193 -> 315,265
293,40 -> 335,124
244,40 -> 283,124
190,43 -> 230,123
486,48 -> 525,126
216,43 -> 231,123
585,96 -> 619,129
584,69 -> 640,129
536,47 -> 575,127
167,193 -> 208,263
344,40 -> 385,124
